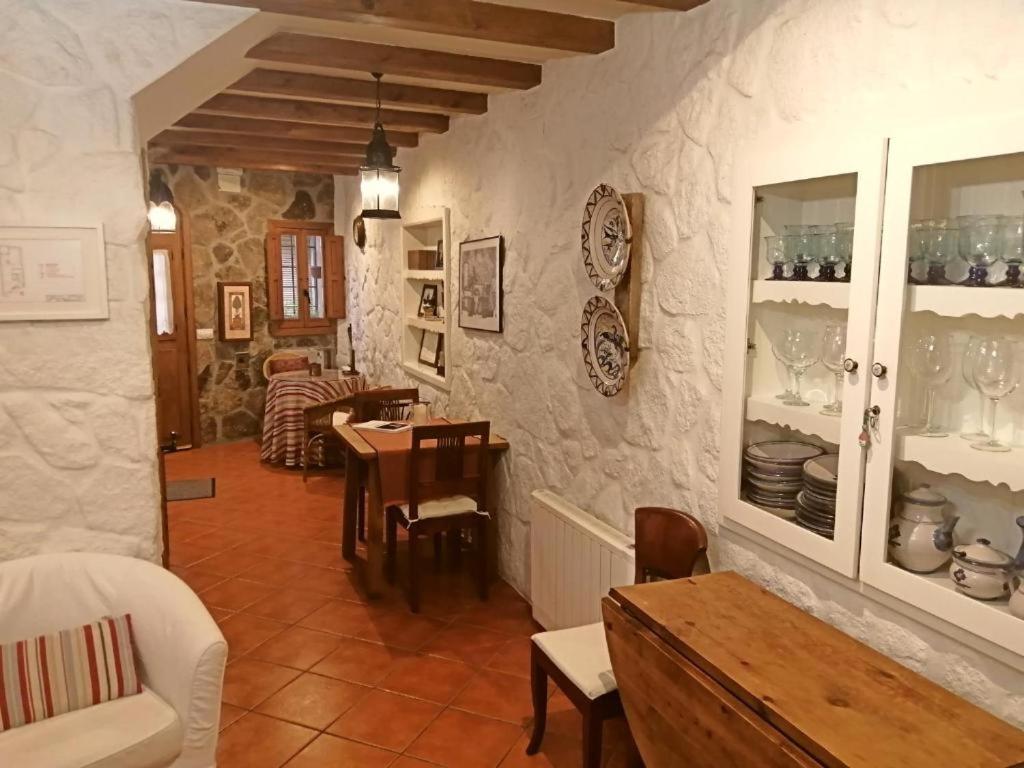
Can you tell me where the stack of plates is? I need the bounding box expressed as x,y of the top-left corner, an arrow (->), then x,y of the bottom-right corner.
795,454 -> 839,539
743,441 -> 826,517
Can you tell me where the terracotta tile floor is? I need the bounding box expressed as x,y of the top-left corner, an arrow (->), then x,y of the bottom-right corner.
166,441 -> 630,768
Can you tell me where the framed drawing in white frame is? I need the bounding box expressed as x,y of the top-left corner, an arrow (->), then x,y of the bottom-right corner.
458,235 -> 503,333
419,329 -> 442,367
0,225 -> 108,321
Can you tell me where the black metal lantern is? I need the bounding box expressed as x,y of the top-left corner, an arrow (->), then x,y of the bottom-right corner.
360,73 -> 401,220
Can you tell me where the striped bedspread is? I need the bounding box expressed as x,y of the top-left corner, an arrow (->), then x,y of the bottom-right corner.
260,370 -> 366,467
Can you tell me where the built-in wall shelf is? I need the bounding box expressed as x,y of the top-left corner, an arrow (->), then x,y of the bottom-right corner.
896,431 -> 1024,492
402,360 -> 448,389
405,269 -> 445,281
751,280 -> 850,309
906,284 -> 1024,319
406,315 -> 446,332
745,395 -> 842,444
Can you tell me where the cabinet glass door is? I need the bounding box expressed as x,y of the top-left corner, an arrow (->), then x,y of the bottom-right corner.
720,131 -> 888,577
862,114 -> 1024,658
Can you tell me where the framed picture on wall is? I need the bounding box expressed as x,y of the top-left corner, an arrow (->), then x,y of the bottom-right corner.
458,235 -> 503,333
0,225 -> 108,321
419,329 -> 442,367
217,281 -> 253,341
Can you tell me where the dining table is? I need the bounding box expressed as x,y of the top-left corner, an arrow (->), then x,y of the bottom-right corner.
260,368 -> 366,467
334,417 -> 510,597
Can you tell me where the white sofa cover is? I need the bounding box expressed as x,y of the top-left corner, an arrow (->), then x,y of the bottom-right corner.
0,553 -> 227,768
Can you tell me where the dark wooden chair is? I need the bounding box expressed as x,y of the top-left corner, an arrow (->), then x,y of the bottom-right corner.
300,396 -> 355,483
385,421 -> 490,613
526,506 -> 708,768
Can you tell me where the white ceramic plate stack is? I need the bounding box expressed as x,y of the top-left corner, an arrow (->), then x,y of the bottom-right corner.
795,453 -> 839,539
743,441 -> 826,519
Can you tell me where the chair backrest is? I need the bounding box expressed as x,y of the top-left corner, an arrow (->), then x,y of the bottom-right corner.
303,395 -> 355,432
407,421 -> 490,521
263,350 -> 308,379
352,386 -> 420,421
633,506 -> 708,583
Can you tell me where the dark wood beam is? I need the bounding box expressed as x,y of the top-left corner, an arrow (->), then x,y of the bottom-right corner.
229,69 -> 488,115
151,129 -> 368,158
150,146 -> 358,176
248,34 -> 541,91
175,113 -> 419,148
197,92 -> 449,133
613,0 -> 710,9
186,0 -> 614,55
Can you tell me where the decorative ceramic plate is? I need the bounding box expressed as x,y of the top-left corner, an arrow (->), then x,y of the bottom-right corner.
581,184 -> 632,291
803,454 -> 839,488
580,295 -> 629,397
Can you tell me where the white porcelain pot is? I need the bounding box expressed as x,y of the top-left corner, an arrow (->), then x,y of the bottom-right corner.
949,539 -> 1016,601
888,486 -> 958,573
1010,581 -> 1024,620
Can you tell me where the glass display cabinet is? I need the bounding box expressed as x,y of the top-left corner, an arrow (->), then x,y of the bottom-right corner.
720,131 -> 888,578
861,115 -> 1024,659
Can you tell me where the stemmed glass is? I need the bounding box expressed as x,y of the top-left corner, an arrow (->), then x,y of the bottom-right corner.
771,337 -> 795,400
820,324 -> 847,416
960,335 -> 989,442
764,235 -> 790,281
925,222 -> 956,285
784,225 -> 816,281
780,330 -> 819,407
957,214 -> 1003,287
998,217 -> 1023,288
835,222 -> 854,283
911,334 -> 952,438
815,228 -> 842,282
971,338 -> 1019,453
907,221 -> 929,284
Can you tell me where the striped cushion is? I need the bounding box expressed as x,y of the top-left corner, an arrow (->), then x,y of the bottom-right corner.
0,614 -> 142,732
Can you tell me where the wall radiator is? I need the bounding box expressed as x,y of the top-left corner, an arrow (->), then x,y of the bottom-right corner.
529,490 -> 635,630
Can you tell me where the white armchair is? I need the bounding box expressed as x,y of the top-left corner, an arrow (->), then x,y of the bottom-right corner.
0,553 -> 227,768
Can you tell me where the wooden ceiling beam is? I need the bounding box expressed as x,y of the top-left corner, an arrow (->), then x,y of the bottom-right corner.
197,92 -> 449,133
186,0 -> 614,55
174,113 -> 419,148
229,69 -> 488,115
248,34 -> 542,91
151,129 -> 367,158
150,146 -> 358,176
612,0 -> 710,9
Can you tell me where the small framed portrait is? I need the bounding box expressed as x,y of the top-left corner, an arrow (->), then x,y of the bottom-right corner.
418,283 -> 439,319
458,235 -> 503,333
418,329 -> 442,367
217,281 -> 253,341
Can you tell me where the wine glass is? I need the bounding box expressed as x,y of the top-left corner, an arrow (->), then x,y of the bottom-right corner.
910,334 -> 952,438
781,329 -> 819,407
907,221 -> 929,285
960,335 -> 989,441
820,324 -> 847,416
971,337 -> 1019,452
925,221 -> 956,285
771,335 -> 795,400
815,227 -> 842,282
764,235 -> 790,281
784,225 -> 816,281
998,217 -> 1023,288
835,222 -> 854,283
957,214 -> 1004,287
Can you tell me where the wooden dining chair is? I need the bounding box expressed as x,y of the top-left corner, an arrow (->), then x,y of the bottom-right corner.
526,506 -> 708,768
385,421 -> 490,613
301,396 -> 355,482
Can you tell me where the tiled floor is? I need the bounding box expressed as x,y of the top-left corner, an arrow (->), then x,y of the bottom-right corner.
166,441 -> 630,768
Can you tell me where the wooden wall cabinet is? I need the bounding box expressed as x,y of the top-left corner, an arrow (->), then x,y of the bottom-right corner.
720,117 -> 1024,663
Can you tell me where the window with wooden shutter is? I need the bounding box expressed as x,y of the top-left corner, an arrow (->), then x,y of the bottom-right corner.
325,235 -> 346,319
266,220 -> 334,336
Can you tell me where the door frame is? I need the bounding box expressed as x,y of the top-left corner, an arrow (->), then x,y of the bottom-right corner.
147,206 -> 201,449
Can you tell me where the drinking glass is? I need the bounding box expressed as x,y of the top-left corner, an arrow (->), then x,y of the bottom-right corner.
835,222 -> 854,282
784,225 -> 816,281
910,333 -> 952,438
998,217 -> 1023,288
907,220 -> 930,284
764,235 -> 790,281
771,336 -> 796,400
821,324 -> 847,416
960,335 -> 989,441
971,338 -> 1019,452
815,227 -> 842,282
780,329 -> 819,407
925,221 -> 956,285
957,214 -> 1004,287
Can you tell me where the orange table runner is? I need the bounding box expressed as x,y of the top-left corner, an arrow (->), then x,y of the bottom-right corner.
356,418 -> 481,505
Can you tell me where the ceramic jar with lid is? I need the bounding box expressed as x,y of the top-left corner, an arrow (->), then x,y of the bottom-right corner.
888,485 -> 958,573
949,517 -> 1024,601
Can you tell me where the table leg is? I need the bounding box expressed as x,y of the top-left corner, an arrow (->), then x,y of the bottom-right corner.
487,453 -> 502,582
342,449 -> 360,560
364,458 -> 386,597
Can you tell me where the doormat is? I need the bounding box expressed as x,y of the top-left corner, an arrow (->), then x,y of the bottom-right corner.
167,478 -> 216,502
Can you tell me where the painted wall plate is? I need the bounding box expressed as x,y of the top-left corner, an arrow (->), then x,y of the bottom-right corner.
581,183 -> 632,291
580,295 -> 630,397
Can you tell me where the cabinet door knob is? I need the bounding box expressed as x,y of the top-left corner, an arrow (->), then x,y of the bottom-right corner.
871,362 -> 888,378
843,358 -> 859,373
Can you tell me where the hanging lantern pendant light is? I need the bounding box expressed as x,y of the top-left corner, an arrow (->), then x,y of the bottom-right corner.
360,72 -> 401,220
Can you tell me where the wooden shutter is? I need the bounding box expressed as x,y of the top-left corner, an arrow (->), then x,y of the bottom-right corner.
325,234 -> 346,319
265,230 -> 283,321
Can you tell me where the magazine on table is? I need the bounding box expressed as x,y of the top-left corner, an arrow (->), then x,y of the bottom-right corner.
353,420 -> 412,433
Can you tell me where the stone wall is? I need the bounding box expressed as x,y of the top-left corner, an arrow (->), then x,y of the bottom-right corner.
154,164 -> 336,443
340,0 -> 1024,724
0,0 -> 248,561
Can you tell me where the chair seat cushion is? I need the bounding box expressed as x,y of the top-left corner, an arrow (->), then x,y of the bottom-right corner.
0,687 -> 182,768
395,495 -> 483,521
532,622 -> 616,700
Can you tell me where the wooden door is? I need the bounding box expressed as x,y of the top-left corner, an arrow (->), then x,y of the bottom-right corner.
148,220 -> 199,449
